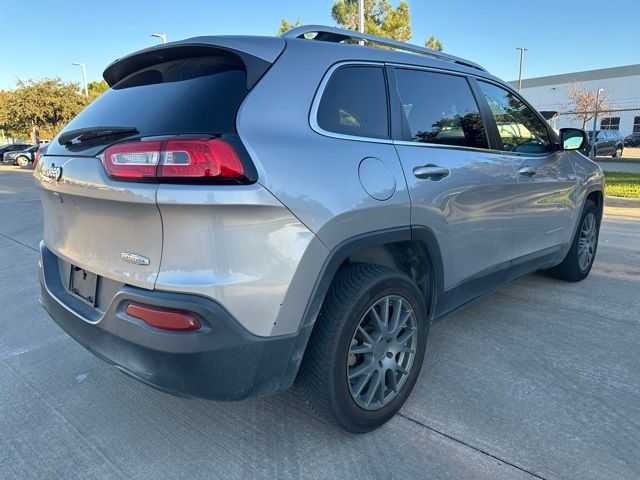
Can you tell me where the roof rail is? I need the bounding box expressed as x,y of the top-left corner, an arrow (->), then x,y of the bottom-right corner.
282,25 -> 486,72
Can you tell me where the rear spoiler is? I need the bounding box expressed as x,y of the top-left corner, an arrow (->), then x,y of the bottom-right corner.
103,35 -> 285,90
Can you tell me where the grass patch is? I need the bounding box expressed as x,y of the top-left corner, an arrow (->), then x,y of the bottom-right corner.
603,172 -> 640,198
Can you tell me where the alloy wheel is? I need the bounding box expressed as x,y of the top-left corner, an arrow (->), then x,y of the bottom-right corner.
346,295 -> 418,410
578,212 -> 597,271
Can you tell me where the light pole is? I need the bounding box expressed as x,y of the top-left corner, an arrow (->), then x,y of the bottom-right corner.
151,33 -> 167,44
72,62 -> 88,97
591,88 -> 604,158
516,47 -> 527,92
358,0 -> 364,45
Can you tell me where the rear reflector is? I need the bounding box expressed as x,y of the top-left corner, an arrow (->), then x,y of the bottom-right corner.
103,138 -> 244,180
125,303 -> 201,331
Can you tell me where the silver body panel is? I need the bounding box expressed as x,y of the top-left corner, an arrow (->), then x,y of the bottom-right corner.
35,34 -> 604,341
511,152 -> 579,258
393,144 -> 518,289
36,156 -> 162,288
154,183 -> 326,337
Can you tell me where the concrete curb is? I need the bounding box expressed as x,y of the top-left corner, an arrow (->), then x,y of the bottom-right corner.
605,196 -> 640,208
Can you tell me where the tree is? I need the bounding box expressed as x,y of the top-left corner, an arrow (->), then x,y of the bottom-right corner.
425,35 -> 443,51
88,80 -> 109,97
277,18 -> 302,36
567,83 -> 611,130
331,0 -> 411,41
0,78 -> 88,140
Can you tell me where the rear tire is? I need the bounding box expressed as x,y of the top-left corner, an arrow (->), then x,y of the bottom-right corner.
613,146 -> 623,158
298,264 -> 428,433
549,199 -> 599,282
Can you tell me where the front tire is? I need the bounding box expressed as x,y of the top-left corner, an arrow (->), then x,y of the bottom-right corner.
298,264 -> 428,433
549,199 -> 599,281
613,146 -> 623,158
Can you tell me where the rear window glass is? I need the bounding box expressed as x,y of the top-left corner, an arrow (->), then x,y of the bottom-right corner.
317,66 -> 389,139
62,56 -> 248,137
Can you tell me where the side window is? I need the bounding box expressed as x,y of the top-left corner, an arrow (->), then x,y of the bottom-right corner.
317,66 -> 388,139
478,81 -> 552,154
394,69 -> 488,149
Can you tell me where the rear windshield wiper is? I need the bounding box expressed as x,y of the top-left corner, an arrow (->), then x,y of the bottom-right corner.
59,126 -> 139,145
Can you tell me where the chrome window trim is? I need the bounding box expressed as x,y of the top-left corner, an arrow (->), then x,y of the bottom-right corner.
392,139 -> 502,155
310,60 -> 558,159
392,139 -> 564,160
386,62 -> 475,79
309,61 -> 393,145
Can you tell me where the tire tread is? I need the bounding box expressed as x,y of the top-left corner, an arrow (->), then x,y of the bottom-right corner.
298,264 -> 411,429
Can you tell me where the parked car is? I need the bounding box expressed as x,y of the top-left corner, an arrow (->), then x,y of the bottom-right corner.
35,25 -> 604,433
0,142 -> 32,163
4,145 -> 38,167
623,132 -> 640,148
583,130 -> 624,157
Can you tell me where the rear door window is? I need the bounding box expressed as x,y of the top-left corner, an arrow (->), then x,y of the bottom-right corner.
62,55 -> 248,138
316,66 -> 389,139
393,68 -> 489,149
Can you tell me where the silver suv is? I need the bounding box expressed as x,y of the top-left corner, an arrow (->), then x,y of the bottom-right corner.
35,26 -> 604,432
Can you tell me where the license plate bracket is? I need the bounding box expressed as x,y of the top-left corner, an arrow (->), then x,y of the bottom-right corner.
69,266 -> 98,307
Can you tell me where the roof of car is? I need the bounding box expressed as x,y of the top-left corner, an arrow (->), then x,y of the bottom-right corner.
283,25 -> 485,71
104,26 -> 509,91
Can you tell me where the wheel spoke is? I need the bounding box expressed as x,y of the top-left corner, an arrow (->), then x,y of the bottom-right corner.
394,309 -> 413,335
363,370 -> 382,407
357,325 -> 374,345
381,297 -> 390,330
348,360 -> 373,380
352,370 -> 373,397
399,345 -> 416,354
349,342 -> 373,355
389,298 -> 403,332
396,327 -> 416,345
386,368 -> 398,393
370,307 -> 386,335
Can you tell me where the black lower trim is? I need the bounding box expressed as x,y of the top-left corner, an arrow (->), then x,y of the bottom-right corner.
432,245 -> 565,321
39,242 -> 310,400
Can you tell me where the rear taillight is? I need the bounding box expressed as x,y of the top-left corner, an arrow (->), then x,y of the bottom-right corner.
103,138 -> 244,181
34,144 -> 46,168
103,140 -> 161,179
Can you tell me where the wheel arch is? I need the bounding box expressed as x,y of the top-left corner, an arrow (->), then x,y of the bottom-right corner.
586,187 -> 604,223
299,226 -> 444,331
283,227 -> 444,390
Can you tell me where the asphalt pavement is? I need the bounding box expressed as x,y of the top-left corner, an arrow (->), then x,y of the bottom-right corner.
1,166 -> 639,480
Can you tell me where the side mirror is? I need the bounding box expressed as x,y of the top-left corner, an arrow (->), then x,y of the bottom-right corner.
560,128 -> 587,150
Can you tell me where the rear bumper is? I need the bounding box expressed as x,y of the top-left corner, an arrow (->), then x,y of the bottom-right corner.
38,242 -> 312,400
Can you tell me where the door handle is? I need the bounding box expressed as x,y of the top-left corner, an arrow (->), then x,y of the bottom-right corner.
413,165 -> 450,179
518,166 -> 538,176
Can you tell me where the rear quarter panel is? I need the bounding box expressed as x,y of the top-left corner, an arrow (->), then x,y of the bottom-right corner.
236,41 -> 411,250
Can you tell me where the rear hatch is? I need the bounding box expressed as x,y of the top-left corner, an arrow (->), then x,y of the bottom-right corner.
36,38 -> 283,292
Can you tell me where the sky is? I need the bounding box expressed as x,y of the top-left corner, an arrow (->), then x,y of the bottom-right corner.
2,0 -> 639,90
